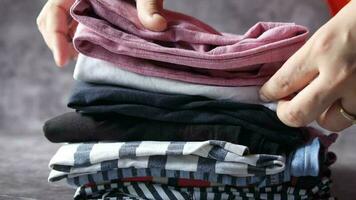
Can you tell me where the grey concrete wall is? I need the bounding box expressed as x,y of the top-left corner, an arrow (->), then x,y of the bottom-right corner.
0,0 -> 355,199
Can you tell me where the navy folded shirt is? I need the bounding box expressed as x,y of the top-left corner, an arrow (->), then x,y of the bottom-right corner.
66,81 -> 308,153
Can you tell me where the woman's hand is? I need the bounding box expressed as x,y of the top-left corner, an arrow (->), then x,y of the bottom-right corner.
260,0 -> 356,132
37,0 -> 78,67
37,0 -> 167,67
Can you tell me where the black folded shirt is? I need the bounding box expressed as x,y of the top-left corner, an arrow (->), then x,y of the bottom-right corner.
44,112 -> 287,154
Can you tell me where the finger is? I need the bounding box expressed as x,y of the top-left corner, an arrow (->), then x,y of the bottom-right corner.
46,0 -> 73,34
317,100 -> 354,132
38,27 -> 54,51
51,32 -> 72,66
69,44 -> 78,60
51,32 -> 78,66
276,74 -> 340,127
37,3 -> 53,49
39,26 -> 75,63
36,1 -> 51,31
260,41 -> 318,102
136,0 -> 167,31
50,0 -> 74,11
45,1 -> 74,66
68,20 -> 78,39
318,88 -> 356,131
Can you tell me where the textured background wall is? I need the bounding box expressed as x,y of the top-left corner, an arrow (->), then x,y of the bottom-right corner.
0,0 -> 355,199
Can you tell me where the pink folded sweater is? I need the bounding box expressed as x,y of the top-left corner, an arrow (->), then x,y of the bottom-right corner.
71,0 -> 309,86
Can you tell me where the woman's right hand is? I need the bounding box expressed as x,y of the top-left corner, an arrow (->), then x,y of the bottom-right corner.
36,0 -> 167,67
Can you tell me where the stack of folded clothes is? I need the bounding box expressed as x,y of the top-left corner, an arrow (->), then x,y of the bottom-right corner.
44,0 -> 339,199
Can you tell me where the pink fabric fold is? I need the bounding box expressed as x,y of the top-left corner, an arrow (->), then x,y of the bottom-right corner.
71,0 -> 309,86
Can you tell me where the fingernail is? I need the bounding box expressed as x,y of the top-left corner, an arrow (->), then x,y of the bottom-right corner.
62,59 -> 68,67
151,13 -> 167,31
53,51 -> 67,67
53,50 -> 61,66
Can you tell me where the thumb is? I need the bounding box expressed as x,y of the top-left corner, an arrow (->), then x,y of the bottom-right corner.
136,0 -> 167,32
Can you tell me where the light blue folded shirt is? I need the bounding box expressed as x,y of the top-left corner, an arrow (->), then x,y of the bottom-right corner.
291,138 -> 321,177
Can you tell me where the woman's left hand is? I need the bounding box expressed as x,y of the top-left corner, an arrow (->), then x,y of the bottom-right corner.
259,0 -> 356,131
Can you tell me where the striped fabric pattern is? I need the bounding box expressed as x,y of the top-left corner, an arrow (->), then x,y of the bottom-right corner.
73,178 -> 335,200
49,140 -> 286,181
58,166 -> 291,188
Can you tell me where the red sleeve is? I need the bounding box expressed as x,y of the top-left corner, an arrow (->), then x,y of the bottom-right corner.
326,0 -> 350,16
